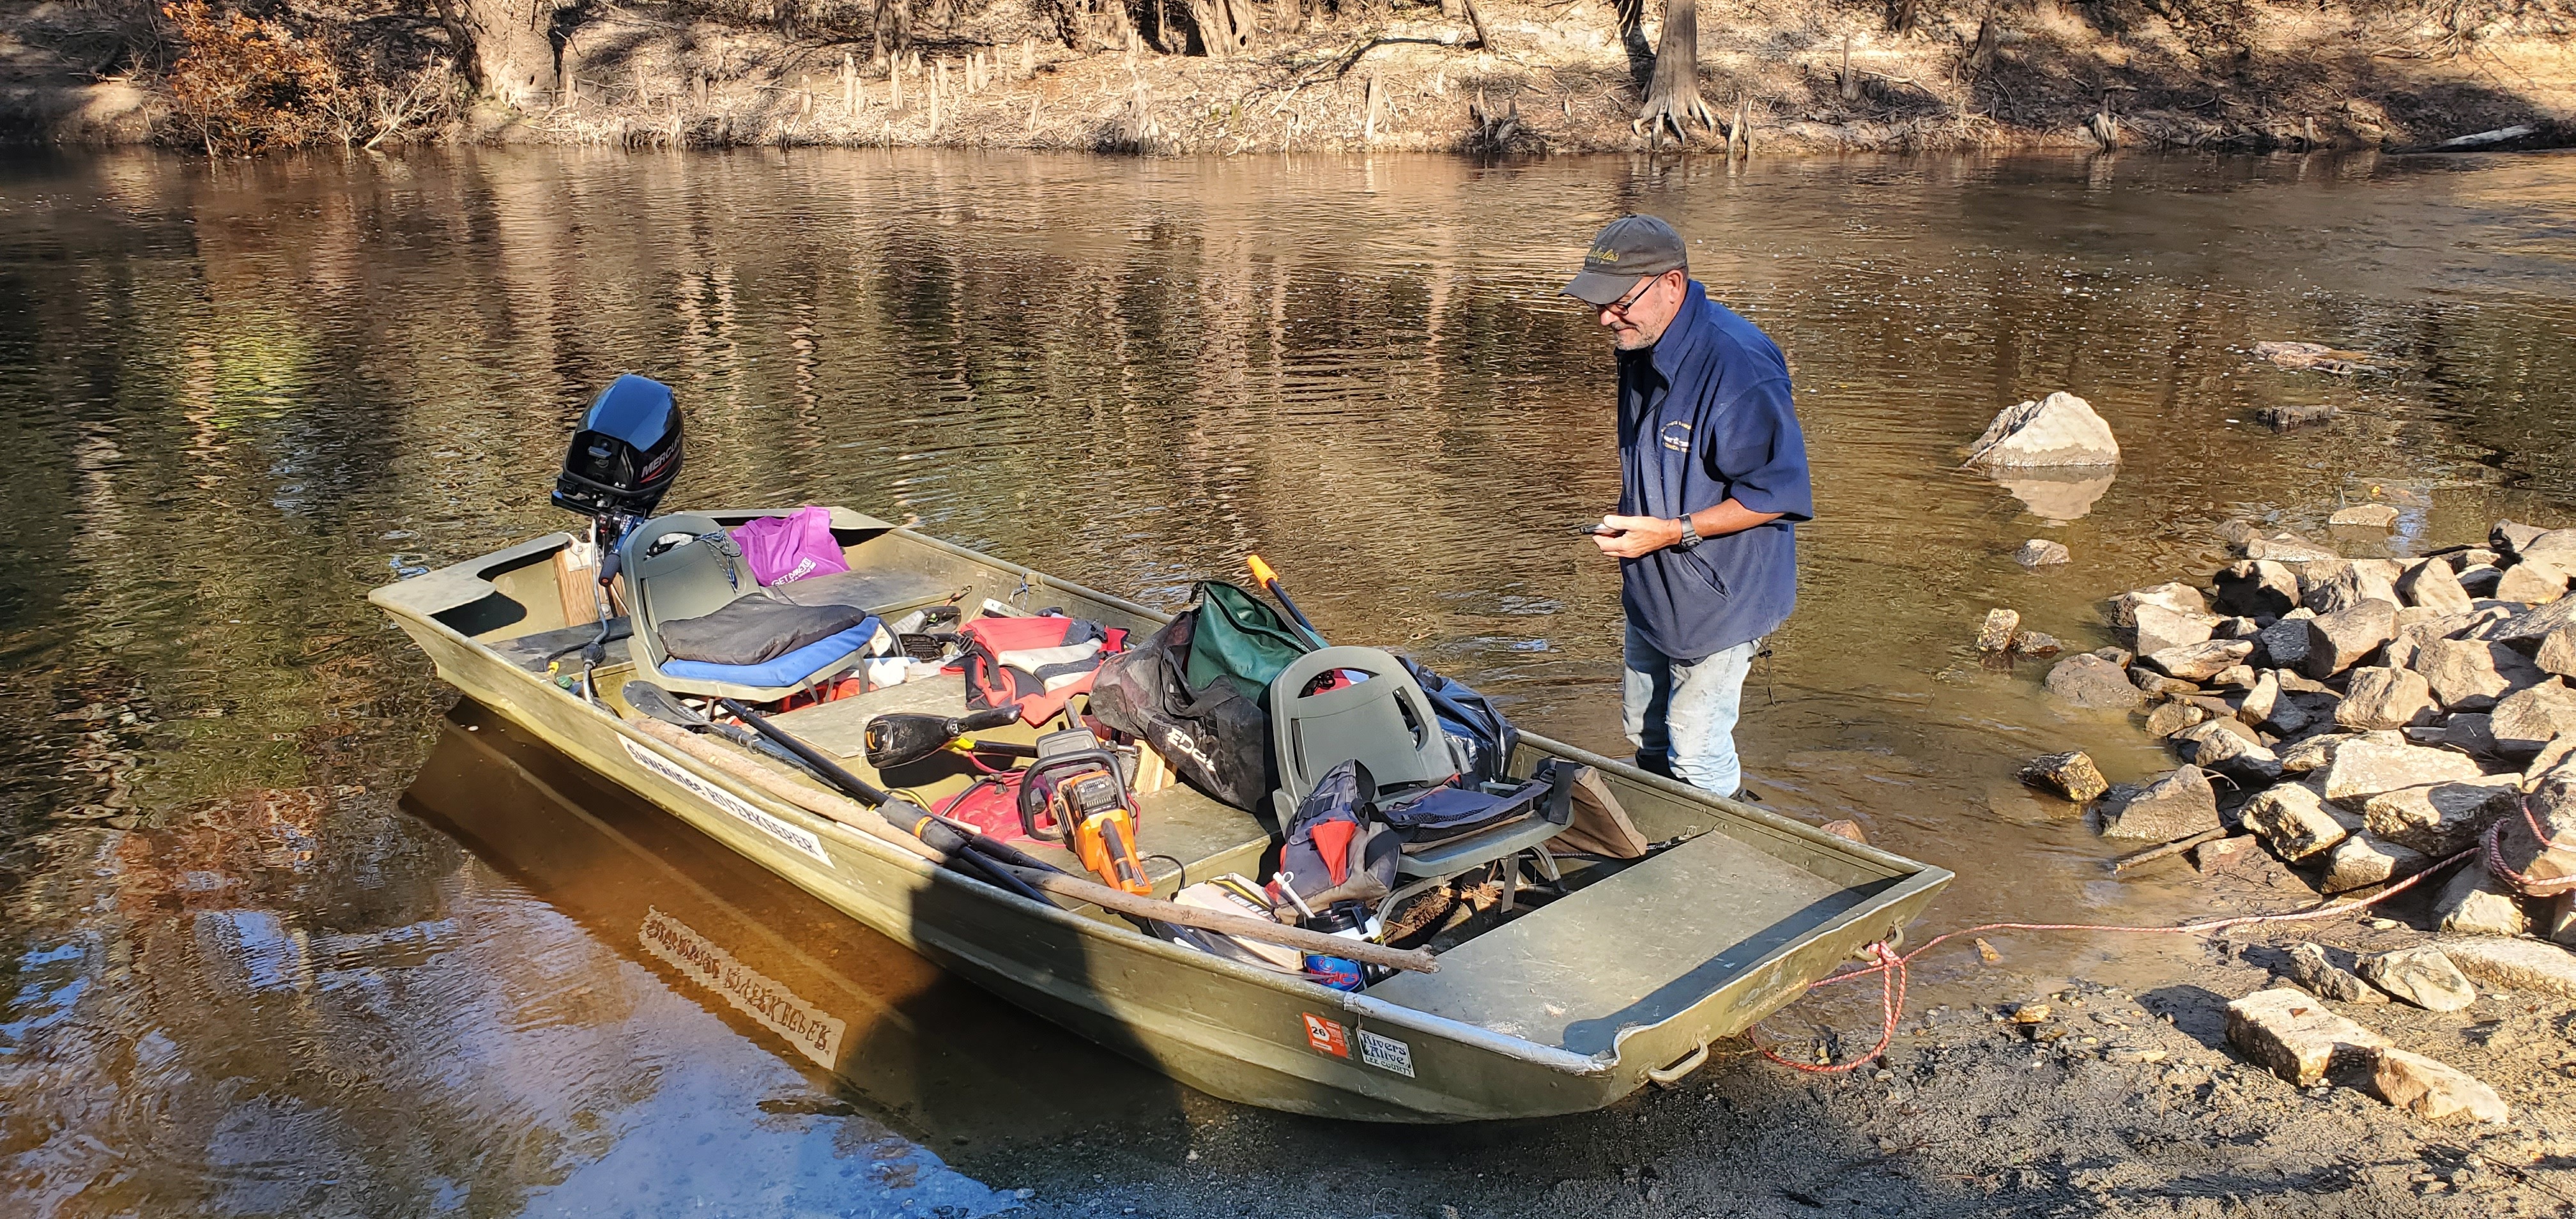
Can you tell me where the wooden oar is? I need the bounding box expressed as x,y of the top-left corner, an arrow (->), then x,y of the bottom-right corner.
624,717 -> 1438,974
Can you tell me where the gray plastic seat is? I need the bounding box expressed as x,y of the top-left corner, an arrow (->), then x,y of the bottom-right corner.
617,513 -> 872,702
1268,646 -> 1456,820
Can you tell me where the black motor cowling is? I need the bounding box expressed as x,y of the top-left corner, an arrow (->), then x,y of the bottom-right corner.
553,374 -> 683,522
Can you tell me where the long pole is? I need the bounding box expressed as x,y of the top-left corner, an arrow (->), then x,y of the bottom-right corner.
624,718 -> 1436,972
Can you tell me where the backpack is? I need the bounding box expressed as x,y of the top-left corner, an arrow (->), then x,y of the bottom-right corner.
958,614 -> 1128,724
1275,760 -> 1400,908
1398,657 -> 1521,786
1089,610 -> 1278,812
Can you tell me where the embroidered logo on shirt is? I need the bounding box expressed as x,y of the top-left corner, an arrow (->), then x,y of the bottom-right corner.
1659,421 -> 1692,452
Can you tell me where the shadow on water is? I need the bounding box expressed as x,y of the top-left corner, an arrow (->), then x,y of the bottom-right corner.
402,702 -> 1193,1165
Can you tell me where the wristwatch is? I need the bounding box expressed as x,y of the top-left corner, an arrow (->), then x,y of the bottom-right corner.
1676,516 -> 1703,549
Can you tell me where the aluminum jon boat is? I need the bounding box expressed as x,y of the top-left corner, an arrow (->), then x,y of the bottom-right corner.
371,507 -> 1951,1121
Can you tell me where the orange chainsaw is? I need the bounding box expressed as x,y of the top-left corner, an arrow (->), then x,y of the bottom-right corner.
1017,731 -> 1151,896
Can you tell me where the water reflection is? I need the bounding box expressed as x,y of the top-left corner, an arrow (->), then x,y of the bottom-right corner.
3,146 -> 2574,1212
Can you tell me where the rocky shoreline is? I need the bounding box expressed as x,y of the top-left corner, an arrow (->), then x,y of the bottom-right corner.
1950,371 -> 2576,1142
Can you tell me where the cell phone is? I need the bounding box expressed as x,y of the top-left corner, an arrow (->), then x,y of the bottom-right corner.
1573,523 -> 1625,537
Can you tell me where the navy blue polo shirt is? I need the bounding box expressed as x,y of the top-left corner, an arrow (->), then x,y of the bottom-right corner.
1616,280 -> 1813,661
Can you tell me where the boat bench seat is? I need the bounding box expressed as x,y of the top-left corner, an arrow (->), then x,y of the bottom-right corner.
768,676 -> 1271,899
1364,828 -> 1887,1055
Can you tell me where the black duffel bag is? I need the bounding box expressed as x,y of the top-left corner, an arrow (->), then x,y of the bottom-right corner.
1090,610 -> 1280,813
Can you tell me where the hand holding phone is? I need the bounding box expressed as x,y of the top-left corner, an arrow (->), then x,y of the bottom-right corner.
1573,522 -> 1626,537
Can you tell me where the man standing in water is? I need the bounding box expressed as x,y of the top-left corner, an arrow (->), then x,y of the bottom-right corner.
1562,215 -> 1812,799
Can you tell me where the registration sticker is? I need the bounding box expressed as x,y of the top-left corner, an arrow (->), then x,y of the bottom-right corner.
1301,1013 -> 1350,1058
1357,1029 -> 1415,1078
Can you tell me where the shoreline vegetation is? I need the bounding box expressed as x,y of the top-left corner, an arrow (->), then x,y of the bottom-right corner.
2,0 -> 2573,157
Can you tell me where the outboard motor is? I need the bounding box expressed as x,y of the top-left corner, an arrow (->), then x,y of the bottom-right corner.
551,375 -> 684,682
555,374 -> 684,556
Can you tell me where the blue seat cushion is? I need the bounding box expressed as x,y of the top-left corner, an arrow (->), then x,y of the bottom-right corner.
661,617 -> 880,689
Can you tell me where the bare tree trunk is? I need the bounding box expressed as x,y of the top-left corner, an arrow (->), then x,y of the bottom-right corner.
1276,0 -> 1305,36
433,0 -> 558,108
1636,0 -> 1713,144
876,0 -> 914,62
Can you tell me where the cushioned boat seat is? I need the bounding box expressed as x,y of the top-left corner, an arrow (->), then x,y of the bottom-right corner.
658,597 -> 869,667
661,617 -> 880,688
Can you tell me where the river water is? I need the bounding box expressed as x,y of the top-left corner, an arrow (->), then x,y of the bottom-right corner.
2,147 -> 2572,1215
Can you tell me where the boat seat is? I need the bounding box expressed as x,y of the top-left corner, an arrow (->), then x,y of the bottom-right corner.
1267,646 -> 1458,824
618,513 -> 878,702
1372,761 -> 1581,924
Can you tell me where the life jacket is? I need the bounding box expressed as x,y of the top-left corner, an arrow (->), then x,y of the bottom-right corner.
956,614 -> 1128,724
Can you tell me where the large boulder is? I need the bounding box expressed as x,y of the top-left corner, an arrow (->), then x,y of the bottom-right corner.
2214,560 -> 2302,619
2301,559 -> 2399,615
2411,638 -> 2540,711
2441,937 -> 2576,1000
2104,582 -> 2211,629
2361,776 -> 2522,855
2018,751 -> 2108,802
2254,532 -> 2343,564
2225,988 -> 2391,1085
2434,868 -> 2531,937
2172,721 -> 2285,786
2129,603 -> 2218,657
1977,608 -> 2021,652
2492,679 -> 2576,758
2279,731 -> 2359,776
1964,392 -> 2120,467
2301,600 -> 2398,678
2320,832 -> 2430,892
2329,504 -> 2400,530
2494,519 -> 2548,557
2097,765 -> 2220,841
2357,946 -> 2478,1011
2497,556 -> 2574,606
2321,734 -> 2484,807
2494,594 -> 2576,650
2372,1048 -> 2510,1123
2145,640 -> 2255,682
2014,539 -> 2072,567
2253,613 -> 2315,671
2539,624 -> 2576,678
2396,558 -> 2474,616
2242,782 -> 2359,861
2284,941 -> 2386,1003
2334,666 -> 2438,731
2043,652 -> 2146,709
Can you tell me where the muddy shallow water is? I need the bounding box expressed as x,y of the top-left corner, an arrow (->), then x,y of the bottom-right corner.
3,146 -> 2573,1215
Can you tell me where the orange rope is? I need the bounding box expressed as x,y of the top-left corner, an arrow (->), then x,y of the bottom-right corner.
1749,840 -> 2487,1074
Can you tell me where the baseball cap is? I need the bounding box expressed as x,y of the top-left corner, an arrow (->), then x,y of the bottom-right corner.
1561,215 -> 1689,305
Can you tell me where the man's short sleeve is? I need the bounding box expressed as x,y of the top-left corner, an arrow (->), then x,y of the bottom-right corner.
1706,377 -> 1813,522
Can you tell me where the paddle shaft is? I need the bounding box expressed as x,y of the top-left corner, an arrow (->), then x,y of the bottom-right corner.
624,718 -> 1437,973
1246,554 -> 1327,648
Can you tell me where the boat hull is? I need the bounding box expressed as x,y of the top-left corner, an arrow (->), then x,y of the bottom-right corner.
372,518 -> 1950,1121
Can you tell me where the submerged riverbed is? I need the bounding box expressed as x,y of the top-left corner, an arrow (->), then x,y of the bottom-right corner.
3,147 -> 2574,1215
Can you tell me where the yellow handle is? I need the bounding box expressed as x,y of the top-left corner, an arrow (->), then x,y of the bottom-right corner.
1246,554 -> 1278,586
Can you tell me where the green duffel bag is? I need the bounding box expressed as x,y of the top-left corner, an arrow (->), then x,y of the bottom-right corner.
1182,581 -> 1314,705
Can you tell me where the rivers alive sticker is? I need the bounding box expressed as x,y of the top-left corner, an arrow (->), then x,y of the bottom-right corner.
1356,1029 -> 1415,1077
641,907 -> 848,1070
1301,1013 -> 1349,1058
619,735 -> 834,868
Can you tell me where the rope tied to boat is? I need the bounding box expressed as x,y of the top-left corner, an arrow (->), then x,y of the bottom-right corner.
1744,809 -> 2564,1075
